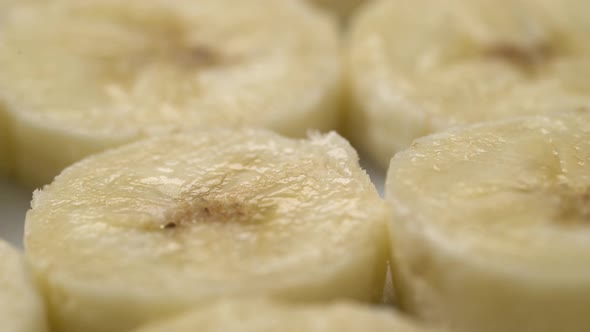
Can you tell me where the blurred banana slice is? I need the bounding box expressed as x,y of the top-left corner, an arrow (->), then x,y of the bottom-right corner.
348,0 -> 590,168
0,0 -> 341,187
386,110 -> 590,332
132,299 -> 438,332
0,240 -> 49,332
25,129 -> 390,332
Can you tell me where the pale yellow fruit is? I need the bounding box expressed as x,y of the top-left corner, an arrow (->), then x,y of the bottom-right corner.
386,111 -> 590,332
133,299 -> 438,332
0,240 -> 49,332
348,0 -> 590,168
0,0 -> 341,187
25,129 -> 390,332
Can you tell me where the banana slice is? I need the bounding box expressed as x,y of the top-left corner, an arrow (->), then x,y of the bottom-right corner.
307,0 -> 368,20
0,0 -> 341,187
386,110 -> 590,332
25,129 -> 390,332
348,0 -> 590,168
0,240 -> 49,332
132,299 -> 436,332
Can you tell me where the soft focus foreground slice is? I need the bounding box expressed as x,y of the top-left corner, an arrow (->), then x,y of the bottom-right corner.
348,0 -> 590,168
25,129 -> 390,332
386,110 -> 590,332
0,240 -> 49,332
132,299 -> 439,332
0,0 -> 341,187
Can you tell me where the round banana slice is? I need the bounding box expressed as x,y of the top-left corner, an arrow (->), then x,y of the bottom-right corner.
0,0 -> 341,187
0,240 -> 49,332
386,110 -> 590,332
348,0 -> 590,168
25,129 -> 390,332
132,299 -> 437,332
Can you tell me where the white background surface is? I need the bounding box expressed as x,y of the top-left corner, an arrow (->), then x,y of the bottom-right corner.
0,158 -> 385,249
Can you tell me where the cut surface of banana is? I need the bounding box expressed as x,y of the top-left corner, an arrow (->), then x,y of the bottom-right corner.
0,0 -> 341,187
386,111 -> 590,332
348,0 -> 590,168
0,240 -> 49,332
133,299 -> 436,332
25,129 -> 390,332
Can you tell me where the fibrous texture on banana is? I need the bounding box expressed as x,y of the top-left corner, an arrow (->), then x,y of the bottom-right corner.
132,299 -> 438,332
0,240 -> 49,332
386,110 -> 590,332
0,0 -> 341,187
348,0 -> 590,168
25,129 -> 390,332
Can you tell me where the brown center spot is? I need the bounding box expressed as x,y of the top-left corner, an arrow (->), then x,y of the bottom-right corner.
483,41 -> 555,73
146,34 -> 227,70
104,19 -> 233,78
161,195 -> 264,230
176,45 -> 222,67
555,187 -> 590,225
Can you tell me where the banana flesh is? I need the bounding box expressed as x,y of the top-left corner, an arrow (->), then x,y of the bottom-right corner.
25,129 -> 390,332
386,111 -> 590,332
132,299 -> 438,332
0,240 -> 49,332
0,0 -> 341,187
348,0 -> 590,168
